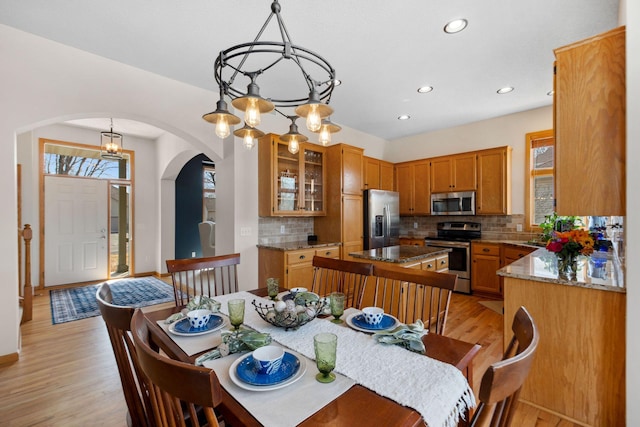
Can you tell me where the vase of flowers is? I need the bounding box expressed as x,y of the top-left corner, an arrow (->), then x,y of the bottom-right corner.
546,229 -> 595,279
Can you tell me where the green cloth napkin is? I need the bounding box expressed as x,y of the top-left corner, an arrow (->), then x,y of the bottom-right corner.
195,329 -> 272,366
372,319 -> 426,354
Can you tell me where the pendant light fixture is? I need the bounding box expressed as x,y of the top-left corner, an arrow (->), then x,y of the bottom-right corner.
202,85 -> 242,139
100,118 -> 124,160
233,122 -> 266,150
279,116 -> 308,154
312,118 -> 342,146
203,0 -> 338,148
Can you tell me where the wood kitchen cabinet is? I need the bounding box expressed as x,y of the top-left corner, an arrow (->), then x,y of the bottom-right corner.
314,144 -> 364,260
258,246 -> 340,289
399,238 -> 424,246
430,153 -> 477,193
258,134 -> 326,216
364,157 -> 394,191
554,26 -> 625,216
395,160 -> 430,215
471,242 -> 502,298
476,147 -> 512,215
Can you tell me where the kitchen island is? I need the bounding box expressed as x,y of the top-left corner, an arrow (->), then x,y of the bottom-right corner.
349,245 -> 451,270
498,249 -> 625,426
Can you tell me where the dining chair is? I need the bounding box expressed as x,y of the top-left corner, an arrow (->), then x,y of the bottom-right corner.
96,283 -> 153,427
198,221 -> 216,257
166,253 -> 240,306
310,256 -> 374,308
470,306 -> 539,427
130,309 -> 223,427
366,265 -> 457,333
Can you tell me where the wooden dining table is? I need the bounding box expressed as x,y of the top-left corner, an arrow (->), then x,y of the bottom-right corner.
143,288 -> 481,427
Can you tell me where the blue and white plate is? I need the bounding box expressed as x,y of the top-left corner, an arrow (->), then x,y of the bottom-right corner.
229,350 -> 307,391
346,312 -> 399,333
236,351 -> 300,386
168,315 -> 225,336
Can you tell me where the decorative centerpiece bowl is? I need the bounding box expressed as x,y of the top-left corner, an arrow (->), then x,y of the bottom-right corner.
252,296 -> 327,331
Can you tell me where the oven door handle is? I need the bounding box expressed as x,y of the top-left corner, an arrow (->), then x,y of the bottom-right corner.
424,241 -> 470,249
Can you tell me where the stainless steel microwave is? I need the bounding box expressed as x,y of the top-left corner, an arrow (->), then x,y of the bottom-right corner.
431,191 -> 475,215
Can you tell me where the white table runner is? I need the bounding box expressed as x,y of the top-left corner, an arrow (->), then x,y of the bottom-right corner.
214,291 -> 475,427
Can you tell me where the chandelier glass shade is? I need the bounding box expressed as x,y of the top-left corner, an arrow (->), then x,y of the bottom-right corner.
100,118 -> 124,160
203,0 -> 340,151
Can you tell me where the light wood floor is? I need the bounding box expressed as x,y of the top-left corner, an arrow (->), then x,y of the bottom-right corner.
0,288 -> 579,426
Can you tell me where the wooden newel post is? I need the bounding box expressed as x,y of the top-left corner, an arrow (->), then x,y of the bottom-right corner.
21,224 -> 33,323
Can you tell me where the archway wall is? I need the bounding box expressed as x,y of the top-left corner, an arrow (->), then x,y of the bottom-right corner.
0,24 -> 222,357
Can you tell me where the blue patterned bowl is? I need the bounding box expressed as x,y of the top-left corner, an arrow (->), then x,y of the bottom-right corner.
252,345 -> 285,375
362,307 -> 384,326
186,309 -> 212,329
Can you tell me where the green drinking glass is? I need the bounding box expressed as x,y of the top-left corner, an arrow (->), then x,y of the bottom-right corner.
330,292 -> 345,324
267,278 -> 279,301
314,332 -> 337,383
227,299 -> 245,331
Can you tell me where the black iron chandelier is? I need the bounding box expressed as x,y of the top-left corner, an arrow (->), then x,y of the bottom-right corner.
100,118 -> 124,160
202,0 -> 341,152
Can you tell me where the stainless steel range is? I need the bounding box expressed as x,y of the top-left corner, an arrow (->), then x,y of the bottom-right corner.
424,222 -> 481,294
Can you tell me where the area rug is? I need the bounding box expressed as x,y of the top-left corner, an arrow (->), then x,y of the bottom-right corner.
478,300 -> 504,315
50,276 -> 175,324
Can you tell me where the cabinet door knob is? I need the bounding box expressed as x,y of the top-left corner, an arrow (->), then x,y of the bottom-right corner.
427,263 -> 433,268
440,260 -> 446,264
325,251 -> 331,255
482,248 -> 490,252
299,255 -> 306,260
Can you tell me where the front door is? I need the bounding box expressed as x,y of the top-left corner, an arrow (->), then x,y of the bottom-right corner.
44,176 -> 109,286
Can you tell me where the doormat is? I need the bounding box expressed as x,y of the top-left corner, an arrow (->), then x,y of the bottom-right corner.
50,276 -> 175,324
478,300 -> 504,315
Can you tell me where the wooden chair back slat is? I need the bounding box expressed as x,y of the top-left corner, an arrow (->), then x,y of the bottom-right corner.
166,253 -> 240,306
311,256 -> 374,308
96,283 -> 153,427
131,310 -> 222,427
368,266 -> 457,334
470,306 -> 540,427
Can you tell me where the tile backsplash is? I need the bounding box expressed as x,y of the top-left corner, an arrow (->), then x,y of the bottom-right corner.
399,214 -> 538,241
258,217 -> 314,244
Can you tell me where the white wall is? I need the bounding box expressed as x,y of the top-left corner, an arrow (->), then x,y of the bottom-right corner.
385,106 -> 553,214
26,124 -> 161,277
0,24 -> 223,357
624,0 -> 639,423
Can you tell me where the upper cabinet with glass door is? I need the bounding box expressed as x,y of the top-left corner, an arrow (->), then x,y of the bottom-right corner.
258,134 -> 326,217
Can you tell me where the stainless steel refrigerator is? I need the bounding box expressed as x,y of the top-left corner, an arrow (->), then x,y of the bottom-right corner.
363,190 -> 400,249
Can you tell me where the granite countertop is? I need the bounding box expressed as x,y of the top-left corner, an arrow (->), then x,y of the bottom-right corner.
348,245 -> 451,264
257,240 -> 341,251
497,248 -> 625,293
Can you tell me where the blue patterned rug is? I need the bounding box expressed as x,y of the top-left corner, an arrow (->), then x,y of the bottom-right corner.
50,276 -> 175,324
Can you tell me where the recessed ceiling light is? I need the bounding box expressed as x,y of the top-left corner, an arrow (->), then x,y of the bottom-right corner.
497,86 -> 514,94
417,86 -> 433,93
444,19 -> 468,34
398,115 -> 411,120
547,90 -> 554,96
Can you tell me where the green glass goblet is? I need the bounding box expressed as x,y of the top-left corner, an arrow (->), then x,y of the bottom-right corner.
227,299 -> 245,331
267,278 -> 279,301
330,292 -> 345,324
314,332 -> 337,383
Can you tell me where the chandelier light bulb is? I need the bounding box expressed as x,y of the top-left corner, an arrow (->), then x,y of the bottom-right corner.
245,98 -> 261,127
306,104 -> 322,132
319,125 -> 331,146
243,134 -> 255,150
215,116 -> 231,139
288,138 -> 300,154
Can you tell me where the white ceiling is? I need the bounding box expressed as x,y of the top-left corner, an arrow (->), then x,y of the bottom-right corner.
0,0 -> 620,141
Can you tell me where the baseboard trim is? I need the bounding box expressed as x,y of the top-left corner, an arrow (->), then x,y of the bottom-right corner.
0,352 -> 19,365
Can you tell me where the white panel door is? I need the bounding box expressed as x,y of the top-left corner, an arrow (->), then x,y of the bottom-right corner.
44,176 -> 109,286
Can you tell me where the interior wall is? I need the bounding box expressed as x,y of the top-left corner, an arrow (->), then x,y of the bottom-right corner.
384,106 -> 553,215
175,154 -> 210,259
624,0 -> 639,423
